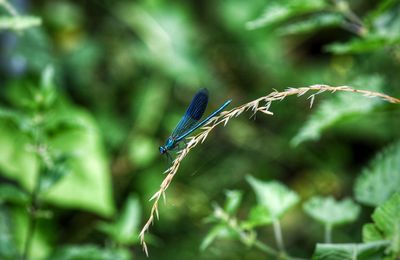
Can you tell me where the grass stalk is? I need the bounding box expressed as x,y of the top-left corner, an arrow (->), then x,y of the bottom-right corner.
139,85 -> 400,255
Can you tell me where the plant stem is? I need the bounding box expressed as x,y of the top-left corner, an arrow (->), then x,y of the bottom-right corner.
22,127 -> 45,260
22,168 -> 42,260
273,220 -> 286,253
22,202 -> 37,260
325,224 -> 332,243
250,237 -> 278,257
234,222 -> 278,257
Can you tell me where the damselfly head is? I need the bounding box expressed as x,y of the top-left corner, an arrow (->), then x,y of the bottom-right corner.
159,146 -> 167,154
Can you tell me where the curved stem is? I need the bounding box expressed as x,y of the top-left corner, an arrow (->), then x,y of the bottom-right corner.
139,85 -> 400,253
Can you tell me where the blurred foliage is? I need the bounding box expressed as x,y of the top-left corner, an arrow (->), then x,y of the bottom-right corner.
0,0 -> 399,259
303,196 -> 360,227
97,194 -> 141,246
0,184 -> 29,205
0,67 -> 114,216
362,192 -> 400,256
49,245 -> 131,260
354,141 -> 400,207
244,176 -> 299,228
312,241 -> 389,260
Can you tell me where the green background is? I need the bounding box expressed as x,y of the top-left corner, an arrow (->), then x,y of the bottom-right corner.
0,0 -> 400,259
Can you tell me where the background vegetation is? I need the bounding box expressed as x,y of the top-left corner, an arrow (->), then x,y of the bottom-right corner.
0,0 -> 399,259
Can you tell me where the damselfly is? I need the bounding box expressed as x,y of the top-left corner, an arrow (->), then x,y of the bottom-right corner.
159,88 -> 231,160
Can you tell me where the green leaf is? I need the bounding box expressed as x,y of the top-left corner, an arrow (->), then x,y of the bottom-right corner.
303,196 -> 360,226
355,141 -> 400,207
370,3 -> 400,38
97,194 -> 141,245
0,16 -> 41,31
0,108 -> 28,130
0,104 -> 115,217
0,184 -> 29,205
0,78 -> 114,216
365,0 -> 400,23
312,241 -> 389,260
246,175 -> 299,221
49,245 -> 131,260
114,3 -> 206,86
0,207 -> 18,260
363,192 -> 400,256
326,35 -> 400,54
292,75 -> 384,146
363,223 -> 384,242
0,122 -> 37,191
241,205 -> 273,229
279,13 -> 344,35
223,190 -> 243,215
42,106 -> 115,217
200,224 -> 234,251
246,0 -> 329,29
